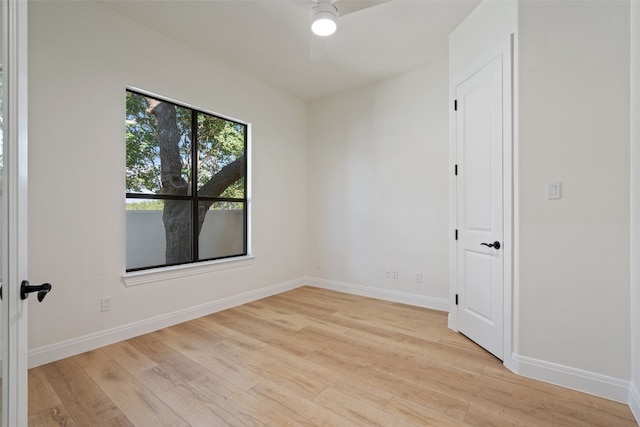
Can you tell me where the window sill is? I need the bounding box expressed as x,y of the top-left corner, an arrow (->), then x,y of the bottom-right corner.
122,255 -> 255,287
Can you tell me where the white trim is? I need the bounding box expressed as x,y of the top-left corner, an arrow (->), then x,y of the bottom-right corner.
245,124 -> 253,256
307,277 -> 449,312
1,0 -> 29,424
512,353 -> 630,404
630,382 -> 640,425
501,33 -> 515,372
447,54 -> 459,330
122,255 -> 255,287
28,277 -> 305,368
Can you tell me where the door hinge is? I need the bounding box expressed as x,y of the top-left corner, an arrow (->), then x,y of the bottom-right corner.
454,164 -> 458,176
454,100 -> 458,111
455,229 -> 458,240
455,294 -> 459,305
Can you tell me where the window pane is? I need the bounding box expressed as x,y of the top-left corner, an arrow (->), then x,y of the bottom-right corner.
198,201 -> 245,260
125,89 -> 249,271
125,92 -> 192,195
197,114 -> 245,198
126,198 -> 193,270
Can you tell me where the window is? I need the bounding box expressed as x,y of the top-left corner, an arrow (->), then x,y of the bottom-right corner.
125,89 -> 248,272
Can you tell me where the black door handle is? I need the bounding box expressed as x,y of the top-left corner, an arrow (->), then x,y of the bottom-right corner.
481,241 -> 501,250
20,280 -> 52,302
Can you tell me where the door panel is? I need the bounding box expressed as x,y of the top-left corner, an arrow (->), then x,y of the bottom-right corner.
456,54 -> 504,359
464,251 -> 494,321
463,83 -> 493,231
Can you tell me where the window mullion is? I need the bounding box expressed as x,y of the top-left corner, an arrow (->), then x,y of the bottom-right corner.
191,111 -> 199,262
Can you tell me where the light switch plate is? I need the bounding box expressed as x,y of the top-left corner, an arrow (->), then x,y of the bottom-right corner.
546,182 -> 561,199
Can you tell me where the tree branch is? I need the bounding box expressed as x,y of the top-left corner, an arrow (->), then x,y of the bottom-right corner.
198,154 -> 245,198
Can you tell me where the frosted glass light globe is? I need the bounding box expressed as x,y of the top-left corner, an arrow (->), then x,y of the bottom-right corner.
311,12 -> 337,36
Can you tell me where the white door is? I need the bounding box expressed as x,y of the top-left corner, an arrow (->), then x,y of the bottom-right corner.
1,0 -> 30,424
455,54 -> 504,360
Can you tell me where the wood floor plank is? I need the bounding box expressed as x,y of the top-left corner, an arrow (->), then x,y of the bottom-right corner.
83,359 -> 189,427
72,348 -> 111,369
28,404 -> 77,427
257,344 -> 396,410
151,382 -> 245,427
266,293 -> 342,318
212,339 -> 328,400
189,374 -> 301,426
190,316 -> 268,351
151,320 -> 227,350
126,333 -> 211,384
312,386 -> 413,426
212,309 -> 325,358
342,323 -> 493,375
332,308 -> 447,342
28,286 -> 636,426
385,396 -> 467,427
39,358 -> 133,426
232,302 -> 315,331
464,400 -> 554,426
29,367 -> 63,414
277,286 -> 365,311
248,379 -> 361,427
305,347 -> 472,421
145,329 -> 266,391
438,329 -> 496,357
101,341 -> 157,376
28,367 -> 77,427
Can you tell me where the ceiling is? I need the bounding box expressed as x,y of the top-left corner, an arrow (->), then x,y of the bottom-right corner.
99,0 -> 480,101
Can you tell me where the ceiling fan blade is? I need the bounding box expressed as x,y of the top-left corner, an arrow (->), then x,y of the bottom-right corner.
334,0 -> 391,16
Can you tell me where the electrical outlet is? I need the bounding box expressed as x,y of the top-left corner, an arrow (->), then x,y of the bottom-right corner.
416,272 -> 423,283
392,270 -> 398,279
101,296 -> 112,312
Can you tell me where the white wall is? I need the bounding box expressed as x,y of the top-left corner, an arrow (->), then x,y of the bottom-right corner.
449,0 -> 517,90
307,62 -> 450,308
518,0 -> 630,385
27,1 -> 307,353
630,0 -> 640,419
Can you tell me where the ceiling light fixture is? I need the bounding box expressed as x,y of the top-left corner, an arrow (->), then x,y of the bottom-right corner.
311,0 -> 338,37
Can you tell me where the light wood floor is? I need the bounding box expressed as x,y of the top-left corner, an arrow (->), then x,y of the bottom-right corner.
28,286 -> 636,426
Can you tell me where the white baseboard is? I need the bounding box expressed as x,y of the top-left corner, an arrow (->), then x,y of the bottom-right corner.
306,276 -> 449,312
512,353 -> 630,404
28,277 -> 306,368
630,381 -> 640,425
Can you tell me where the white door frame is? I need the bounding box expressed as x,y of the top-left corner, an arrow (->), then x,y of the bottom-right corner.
1,0 -> 29,425
449,35 -> 514,371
